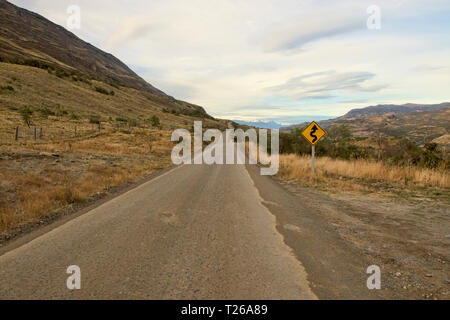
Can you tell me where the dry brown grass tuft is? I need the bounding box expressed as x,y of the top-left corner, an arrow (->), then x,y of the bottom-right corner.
0,126 -> 176,234
0,162 -> 153,234
279,154 -> 450,192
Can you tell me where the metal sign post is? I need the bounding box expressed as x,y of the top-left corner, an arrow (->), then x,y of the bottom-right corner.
312,145 -> 315,174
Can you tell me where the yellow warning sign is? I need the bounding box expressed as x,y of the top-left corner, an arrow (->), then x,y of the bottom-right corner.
301,121 -> 326,145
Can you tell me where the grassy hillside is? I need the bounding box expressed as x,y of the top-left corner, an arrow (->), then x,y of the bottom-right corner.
0,61 -> 226,236
0,62 -> 221,140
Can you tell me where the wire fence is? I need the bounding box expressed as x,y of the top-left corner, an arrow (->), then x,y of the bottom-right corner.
0,122 -> 141,145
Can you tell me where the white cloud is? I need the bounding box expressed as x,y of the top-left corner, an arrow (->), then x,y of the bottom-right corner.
267,70 -> 387,100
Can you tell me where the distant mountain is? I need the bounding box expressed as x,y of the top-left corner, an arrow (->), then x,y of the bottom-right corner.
234,120 -> 283,129
282,103 -> 450,145
0,0 -> 209,116
339,103 -> 450,120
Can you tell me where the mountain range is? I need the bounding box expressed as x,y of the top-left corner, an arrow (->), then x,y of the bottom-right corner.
282,103 -> 450,146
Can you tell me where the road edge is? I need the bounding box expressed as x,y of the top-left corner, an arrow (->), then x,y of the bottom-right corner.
0,164 -> 182,256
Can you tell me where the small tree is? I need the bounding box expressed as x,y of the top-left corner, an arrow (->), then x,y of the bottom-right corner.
21,107 -> 33,127
150,115 -> 160,128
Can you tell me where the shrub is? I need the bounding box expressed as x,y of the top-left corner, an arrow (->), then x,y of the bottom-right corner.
55,69 -> 70,78
55,109 -> 68,117
0,85 -> 14,92
89,115 -> 101,124
16,59 -> 52,70
95,87 -> 115,96
70,113 -> 79,120
150,115 -> 160,127
421,143 -> 443,169
21,107 -> 33,127
38,107 -> 55,117
95,87 -> 109,95
128,119 -> 137,127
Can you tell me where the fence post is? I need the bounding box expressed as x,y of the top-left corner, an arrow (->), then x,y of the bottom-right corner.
39,127 -> 42,139
15,126 -> 19,141
34,127 -> 37,141
75,126 -> 77,137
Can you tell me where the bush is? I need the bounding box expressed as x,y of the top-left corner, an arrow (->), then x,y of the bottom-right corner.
421,143 -> 444,169
95,87 -> 115,96
38,107 -> 55,117
55,109 -> 68,117
95,87 -> 109,95
17,59 -> 52,70
55,69 -> 70,78
116,117 -> 127,122
89,115 -> 101,124
70,113 -> 79,120
21,107 -> 33,127
0,85 -> 14,92
128,119 -> 137,127
150,115 -> 160,127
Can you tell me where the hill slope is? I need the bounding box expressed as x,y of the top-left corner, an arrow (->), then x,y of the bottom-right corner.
0,0 -> 210,117
0,0 -> 164,95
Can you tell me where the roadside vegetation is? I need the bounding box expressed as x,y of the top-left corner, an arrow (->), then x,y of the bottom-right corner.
280,124 -> 448,170
278,124 -> 449,200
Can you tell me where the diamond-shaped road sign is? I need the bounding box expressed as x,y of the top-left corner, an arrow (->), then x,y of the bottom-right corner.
301,121 -> 326,145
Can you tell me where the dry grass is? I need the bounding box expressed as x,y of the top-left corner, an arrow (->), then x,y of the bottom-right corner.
278,154 -> 450,193
0,127 -> 176,234
0,156 -> 155,234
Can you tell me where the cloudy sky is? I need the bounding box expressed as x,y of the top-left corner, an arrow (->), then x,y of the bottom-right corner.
10,0 -> 450,124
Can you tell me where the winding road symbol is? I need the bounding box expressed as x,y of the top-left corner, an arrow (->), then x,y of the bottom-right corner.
301,121 -> 326,145
310,124 -> 318,143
